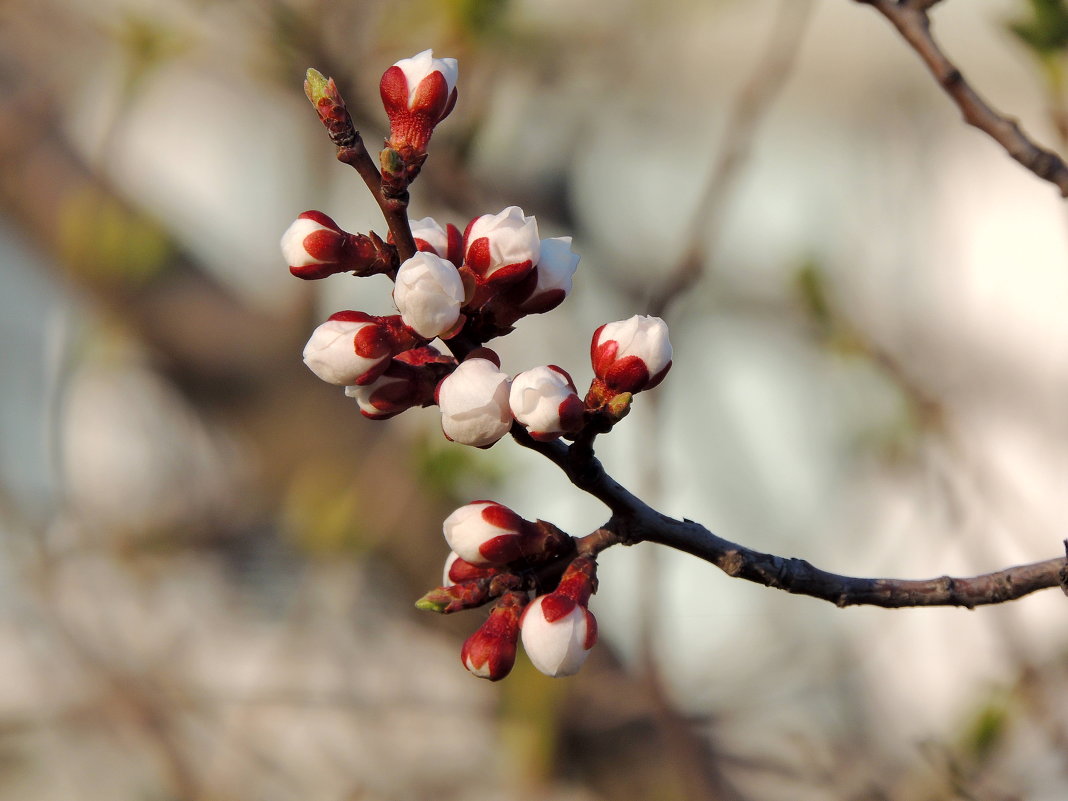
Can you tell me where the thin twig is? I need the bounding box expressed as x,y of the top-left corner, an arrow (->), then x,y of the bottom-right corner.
856,0 -> 1068,197
648,0 -> 816,318
517,430 -> 1068,609
336,142 -> 417,263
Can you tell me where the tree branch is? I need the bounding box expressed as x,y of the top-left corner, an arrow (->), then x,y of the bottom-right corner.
336,141 -> 417,263
515,429 -> 1068,609
855,0 -> 1068,196
648,0 -> 815,318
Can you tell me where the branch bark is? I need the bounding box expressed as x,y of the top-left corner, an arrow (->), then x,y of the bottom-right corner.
336,140 -> 417,263
856,0 -> 1068,197
517,429 -> 1068,609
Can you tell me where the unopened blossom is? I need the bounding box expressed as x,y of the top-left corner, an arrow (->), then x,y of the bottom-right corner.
410,216 -> 463,266
436,358 -> 513,447
509,365 -> 584,441
380,49 -> 458,153
442,500 -> 531,566
304,68 -> 354,148
517,237 -> 580,314
463,206 -> 541,285
394,251 -> 465,338
282,210 -> 395,280
280,211 -> 350,279
591,315 -> 673,394
442,551 -> 498,586
345,371 -> 410,419
302,313 -> 393,386
520,557 -> 598,678
461,592 -> 525,681
521,596 -> 596,677
345,345 -> 455,418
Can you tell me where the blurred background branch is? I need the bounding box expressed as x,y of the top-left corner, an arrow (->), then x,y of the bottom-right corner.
860,0 -> 1068,194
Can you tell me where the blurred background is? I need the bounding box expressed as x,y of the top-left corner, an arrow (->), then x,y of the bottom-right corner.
2,0 -> 1068,798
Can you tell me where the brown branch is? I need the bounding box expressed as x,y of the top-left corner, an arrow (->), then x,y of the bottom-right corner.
856,0 -> 1068,197
517,430 -> 1068,609
336,142 -> 417,262
304,69 -> 417,261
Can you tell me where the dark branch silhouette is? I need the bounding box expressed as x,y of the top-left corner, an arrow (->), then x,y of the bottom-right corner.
856,0 -> 1068,196
516,429 -> 1068,609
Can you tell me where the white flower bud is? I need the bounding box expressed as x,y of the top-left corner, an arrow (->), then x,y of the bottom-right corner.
519,237 -> 579,313
520,595 -> 596,677
392,49 -> 459,108
442,551 -> 462,586
437,358 -> 513,447
442,501 -> 527,566
281,211 -> 349,279
464,206 -> 541,283
281,216 -> 332,268
509,365 -> 584,441
344,373 -> 409,419
591,315 -> 673,393
393,252 -> 465,339
409,217 -> 450,259
302,318 -> 390,386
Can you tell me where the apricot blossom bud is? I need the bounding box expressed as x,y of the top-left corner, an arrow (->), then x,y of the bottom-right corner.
345,345 -> 455,418
282,211 -> 395,280
380,49 -> 458,153
591,315 -> 672,393
463,206 -> 541,286
304,68 -> 355,148
409,216 -> 463,266
442,551 -> 498,586
281,212 -> 345,279
393,252 -> 465,338
442,500 -> 530,566
520,557 -> 598,677
302,313 -> 392,386
518,237 -> 580,314
509,365 -> 584,441
461,592 -> 525,681
436,358 -> 513,447
345,371 -> 410,419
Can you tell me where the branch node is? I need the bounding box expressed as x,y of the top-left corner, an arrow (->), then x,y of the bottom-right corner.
721,550 -> 746,577
1060,540 -> 1068,597
940,67 -> 963,91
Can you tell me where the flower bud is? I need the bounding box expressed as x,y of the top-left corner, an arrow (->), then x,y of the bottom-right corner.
520,557 -> 598,678
591,315 -> 672,393
461,592 -> 525,681
509,365 -> 584,441
436,358 -> 513,447
344,371 -> 410,419
345,346 -> 456,418
304,68 -> 355,148
416,578 -> 492,614
517,237 -> 580,314
409,216 -> 464,267
380,49 -> 458,154
442,500 -> 531,566
393,252 -> 465,338
302,313 -> 392,386
463,206 -> 541,286
281,211 -> 347,279
442,551 -> 498,586
282,211 -> 396,279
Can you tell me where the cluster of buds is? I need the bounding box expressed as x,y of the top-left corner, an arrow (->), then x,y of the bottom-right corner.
418,501 -> 598,679
287,204 -> 671,438
285,49 -> 676,680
